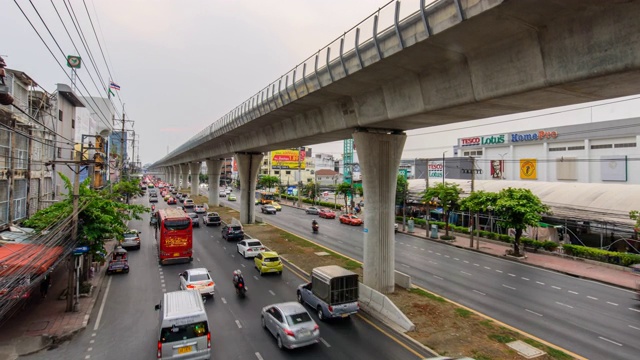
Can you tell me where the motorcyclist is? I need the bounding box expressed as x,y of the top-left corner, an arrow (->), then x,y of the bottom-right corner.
312,219 -> 319,232
232,270 -> 245,291
151,204 -> 156,212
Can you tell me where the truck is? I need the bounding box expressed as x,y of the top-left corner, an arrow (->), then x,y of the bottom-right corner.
296,265 -> 359,321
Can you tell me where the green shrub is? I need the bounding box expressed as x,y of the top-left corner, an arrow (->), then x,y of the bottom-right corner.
542,241 -> 559,251
499,234 -> 512,243
562,244 -> 640,266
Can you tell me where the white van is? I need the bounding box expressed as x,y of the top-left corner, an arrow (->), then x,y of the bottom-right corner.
155,290 -> 211,359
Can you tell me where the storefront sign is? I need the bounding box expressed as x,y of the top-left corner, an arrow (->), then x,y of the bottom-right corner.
520,159 -> 537,179
460,134 -> 506,147
428,162 -> 443,178
511,130 -> 558,142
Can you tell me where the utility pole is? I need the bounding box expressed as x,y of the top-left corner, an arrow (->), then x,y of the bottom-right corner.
469,156 -> 475,249
424,158 -> 430,232
120,107 -> 125,180
297,147 -> 303,208
67,148 -> 81,312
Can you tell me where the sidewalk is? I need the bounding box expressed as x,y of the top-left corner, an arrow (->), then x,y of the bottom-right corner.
275,198 -> 639,290
0,240 -> 117,360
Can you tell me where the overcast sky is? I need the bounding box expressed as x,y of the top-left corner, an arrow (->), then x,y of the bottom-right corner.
4,0 -> 640,165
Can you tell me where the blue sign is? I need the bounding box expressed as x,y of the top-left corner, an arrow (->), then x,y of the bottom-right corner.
73,246 -> 89,255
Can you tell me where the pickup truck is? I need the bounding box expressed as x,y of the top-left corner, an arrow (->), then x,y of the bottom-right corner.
297,265 -> 359,321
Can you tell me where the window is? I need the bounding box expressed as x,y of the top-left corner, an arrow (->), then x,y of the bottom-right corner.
0,180 -> 8,225
160,321 -> 208,343
71,118 -> 75,129
287,312 -> 312,325
591,144 -> 613,149
0,128 -> 10,170
58,109 -> 63,121
274,171 -> 280,175
13,179 -> 27,221
549,147 -> 566,152
14,133 -> 28,170
614,142 -> 636,148
567,146 -> 585,151
285,171 -> 291,175
463,150 -> 483,156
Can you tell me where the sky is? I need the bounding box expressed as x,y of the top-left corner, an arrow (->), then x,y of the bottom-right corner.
4,0 -> 640,166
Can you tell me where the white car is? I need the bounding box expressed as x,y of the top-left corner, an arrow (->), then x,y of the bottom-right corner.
194,204 -> 206,214
237,239 -> 266,258
225,188 -> 232,194
179,268 -> 215,297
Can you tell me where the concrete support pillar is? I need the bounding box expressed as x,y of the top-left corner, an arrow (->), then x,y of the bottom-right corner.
172,165 -> 179,186
165,167 -> 172,185
179,163 -> 189,191
235,152 -> 263,224
190,162 -> 201,197
353,130 -> 406,294
206,159 -> 222,207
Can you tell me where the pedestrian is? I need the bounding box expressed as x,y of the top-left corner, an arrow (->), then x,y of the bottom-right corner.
40,274 -> 51,298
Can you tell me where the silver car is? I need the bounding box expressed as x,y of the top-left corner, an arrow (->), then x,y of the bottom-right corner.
261,302 -> 320,350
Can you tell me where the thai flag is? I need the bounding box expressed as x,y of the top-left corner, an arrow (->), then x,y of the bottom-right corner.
109,81 -> 120,91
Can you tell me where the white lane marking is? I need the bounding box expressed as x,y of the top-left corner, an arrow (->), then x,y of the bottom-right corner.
235,320 -> 242,328
241,264 -> 246,268
223,246 -> 226,250
556,302 -> 573,309
406,244 -> 411,247
607,301 -> 619,306
196,258 -> 200,262
508,273 -> 516,277
255,352 -> 264,360
231,255 -> 235,258
460,271 -> 472,276
88,347 -> 93,351
401,264 -> 410,268
221,298 -> 227,304
444,255 -> 450,258
428,250 -> 433,253
629,308 -> 640,313
598,336 -> 622,346
85,356 -> 90,359
536,281 -> 545,285
629,325 -> 640,331
413,246 -> 418,249
502,284 -> 516,290
484,266 -> 491,270
338,240 -> 344,244
522,277 -> 530,281
320,338 -> 331,347
160,279 -> 165,283
91,333 -> 96,337
474,263 -> 480,266
463,260 -> 469,263
435,252 -> 441,256
587,296 -> 598,300
253,276 -> 259,280
472,290 -> 485,296
90,340 -> 94,344
551,286 -> 561,290
269,290 -> 275,296
428,260 -> 438,265
161,284 -> 165,287
93,276 -> 112,331
162,288 -> 166,292
495,270 -> 503,273
525,309 -> 543,317
420,248 -> 425,251
453,257 -> 459,261
433,275 -> 443,280
398,242 -> 404,245
568,290 -> 579,295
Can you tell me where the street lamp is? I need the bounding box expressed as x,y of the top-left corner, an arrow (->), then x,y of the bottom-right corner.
442,151 -> 448,185
498,152 -> 509,180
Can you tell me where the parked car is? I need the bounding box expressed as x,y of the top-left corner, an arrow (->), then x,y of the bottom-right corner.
305,207 -> 320,215
254,251 -> 283,275
203,212 -> 221,226
228,193 -> 237,201
178,268 -> 215,297
194,205 -> 206,214
261,205 -> 277,214
271,202 -> 282,211
222,224 -> 244,241
261,302 -> 320,350
187,212 -> 200,227
339,214 -> 363,226
318,209 -> 336,219
237,239 -> 266,258
183,199 -> 195,208
121,230 -> 141,250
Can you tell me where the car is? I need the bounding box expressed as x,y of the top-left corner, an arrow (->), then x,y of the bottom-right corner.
225,188 -> 232,194
261,302 -> 319,349
394,223 -> 399,233
203,212 -> 221,226
271,202 -> 282,211
237,239 -> 266,258
261,205 -> 277,214
194,204 -> 206,214
183,199 -> 195,208
318,209 -> 336,219
121,230 -> 141,250
222,224 -> 244,241
228,193 -> 237,201
187,212 -> 200,227
163,194 -> 171,202
218,191 -> 226,198
167,197 -> 176,205
171,189 -> 178,195
305,207 -> 320,215
178,268 -> 215,297
149,195 -> 158,203
254,251 -> 283,275
339,214 -> 363,226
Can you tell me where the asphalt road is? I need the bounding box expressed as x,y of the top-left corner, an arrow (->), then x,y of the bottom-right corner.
217,190 -> 640,360
26,194 -> 433,360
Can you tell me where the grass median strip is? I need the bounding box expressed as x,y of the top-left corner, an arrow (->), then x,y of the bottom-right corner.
211,205 -> 576,360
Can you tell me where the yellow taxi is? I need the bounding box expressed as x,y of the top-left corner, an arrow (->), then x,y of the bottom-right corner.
271,202 -> 282,211
254,251 -> 283,276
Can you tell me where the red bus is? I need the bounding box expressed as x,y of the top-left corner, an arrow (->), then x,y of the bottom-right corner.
155,208 -> 193,265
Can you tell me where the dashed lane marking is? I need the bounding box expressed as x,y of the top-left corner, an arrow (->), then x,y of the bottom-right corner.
435,252 -> 441,256
269,290 -> 275,296
320,337 -> 331,347
568,290 -> 579,295
453,258 -> 459,260
536,281 -> 545,285
196,258 -> 200,262
463,260 -> 469,263
472,290 -> 485,296
255,352 -> 264,360
253,276 -> 259,280
90,340 -> 94,344
235,320 -> 242,329
556,302 -> 573,309
607,302 -> 618,306
221,298 -> 227,304
629,308 -> 640,313
400,264 -> 410,268
461,271 -> 472,276
502,284 -> 516,290
629,325 -> 640,331
484,266 -> 491,270
91,333 -> 96,337
223,246 -> 226,250
88,347 -> 93,352
241,264 -> 246,267
587,296 -> 598,300
474,263 -> 480,266
522,277 -> 530,281
93,276 -> 112,331
495,270 -> 503,273
85,356 -> 90,359
598,336 -> 622,346
433,275 -> 443,280
420,248 -> 425,251
525,309 -> 543,317
551,286 -> 561,290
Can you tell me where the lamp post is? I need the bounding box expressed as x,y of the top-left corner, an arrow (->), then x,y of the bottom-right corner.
333,174 -> 339,210
442,151 -> 448,185
498,152 -> 508,180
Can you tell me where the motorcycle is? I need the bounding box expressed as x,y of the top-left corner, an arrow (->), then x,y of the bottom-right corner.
236,282 -> 247,298
312,223 -> 319,234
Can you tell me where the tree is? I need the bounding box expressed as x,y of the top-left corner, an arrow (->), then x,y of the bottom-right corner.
259,175 -> 280,192
336,182 -> 352,211
303,181 -> 317,201
395,175 -> 408,206
199,173 -> 208,185
421,182 -> 462,238
109,178 -> 142,203
630,210 -> 640,232
494,187 -> 550,256
459,191 -> 499,247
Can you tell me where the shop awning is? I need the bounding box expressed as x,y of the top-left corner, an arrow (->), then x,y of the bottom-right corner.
0,243 -> 65,277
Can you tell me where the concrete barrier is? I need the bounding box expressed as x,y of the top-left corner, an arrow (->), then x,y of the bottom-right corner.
358,282 -> 415,332
394,270 -> 412,289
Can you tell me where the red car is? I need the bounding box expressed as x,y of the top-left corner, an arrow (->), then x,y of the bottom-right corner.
318,209 -> 336,219
339,214 -> 363,226
167,197 -> 177,205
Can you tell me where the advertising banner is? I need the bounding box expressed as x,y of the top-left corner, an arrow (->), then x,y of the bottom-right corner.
490,160 -> 504,179
272,149 -> 306,170
519,159 -> 537,179
601,156 -> 627,181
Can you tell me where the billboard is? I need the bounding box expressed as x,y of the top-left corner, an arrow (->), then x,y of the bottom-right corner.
520,159 -> 537,179
271,149 -> 306,170
490,160 -> 504,179
414,158 -> 479,180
